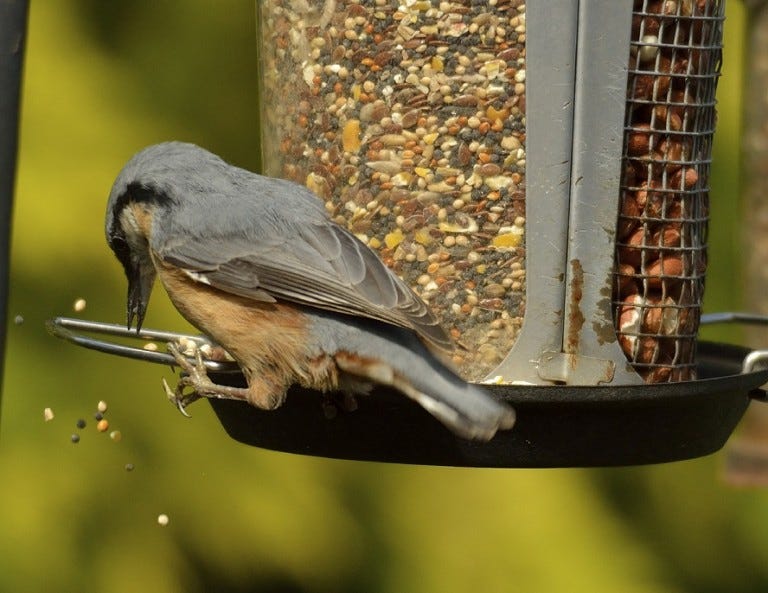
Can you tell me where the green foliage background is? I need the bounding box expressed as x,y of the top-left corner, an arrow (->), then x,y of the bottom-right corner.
1,2 -> 766,592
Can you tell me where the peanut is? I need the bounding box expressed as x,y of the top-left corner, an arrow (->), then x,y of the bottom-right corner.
627,124 -> 653,155
644,255 -> 684,289
615,262 -> 639,298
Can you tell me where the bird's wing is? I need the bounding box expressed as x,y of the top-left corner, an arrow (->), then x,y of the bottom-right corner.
156,220 -> 453,351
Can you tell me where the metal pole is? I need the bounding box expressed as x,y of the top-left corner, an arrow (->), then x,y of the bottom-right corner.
724,0 -> 768,486
0,0 -> 30,413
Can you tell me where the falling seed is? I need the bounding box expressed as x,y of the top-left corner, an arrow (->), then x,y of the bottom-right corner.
76,418 -> 86,429
43,407 -> 55,422
96,419 -> 109,433
93,411 -> 104,421
73,298 -> 87,312
143,342 -> 158,352
157,514 -> 169,526
70,434 -> 80,444
125,463 -> 135,472
97,400 -> 108,413
13,315 -> 24,325
109,430 -> 122,442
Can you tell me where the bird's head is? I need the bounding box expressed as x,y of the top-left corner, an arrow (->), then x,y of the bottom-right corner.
104,141 -> 283,331
105,143 -> 199,331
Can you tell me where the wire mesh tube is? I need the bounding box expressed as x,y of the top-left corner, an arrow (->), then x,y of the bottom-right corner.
615,0 -> 724,383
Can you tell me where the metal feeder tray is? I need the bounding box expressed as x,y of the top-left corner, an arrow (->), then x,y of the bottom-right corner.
47,314 -> 768,468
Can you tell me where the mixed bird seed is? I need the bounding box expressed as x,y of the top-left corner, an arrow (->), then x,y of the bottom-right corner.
258,0 -> 527,380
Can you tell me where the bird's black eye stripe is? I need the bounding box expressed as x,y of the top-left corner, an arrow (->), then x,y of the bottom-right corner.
126,182 -> 163,204
107,194 -> 129,252
108,182 -> 166,254
112,182 -> 163,215
109,233 -> 133,270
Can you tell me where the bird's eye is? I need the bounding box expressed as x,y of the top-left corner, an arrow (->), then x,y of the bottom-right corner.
109,233 -> 133,267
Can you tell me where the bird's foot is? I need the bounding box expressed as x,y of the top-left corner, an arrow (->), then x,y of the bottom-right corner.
162,377 -> 196,417
164,342 -> 210,415
164,341 -> 250,416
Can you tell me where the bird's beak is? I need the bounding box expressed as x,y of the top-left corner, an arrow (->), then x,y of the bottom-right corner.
126,264 -> 155,332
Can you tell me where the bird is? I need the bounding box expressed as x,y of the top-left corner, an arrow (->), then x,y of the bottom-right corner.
104,141 -> 515,441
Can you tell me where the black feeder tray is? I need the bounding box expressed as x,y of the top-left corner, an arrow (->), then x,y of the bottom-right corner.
47,314 -> 768,468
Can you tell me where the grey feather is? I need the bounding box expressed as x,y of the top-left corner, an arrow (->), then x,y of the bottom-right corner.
106,142 -> 452,351
308,311 -> 516,440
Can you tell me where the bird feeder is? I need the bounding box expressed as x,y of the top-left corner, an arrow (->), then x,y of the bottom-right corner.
48,0 -> 768,467
256,0 -> 716,387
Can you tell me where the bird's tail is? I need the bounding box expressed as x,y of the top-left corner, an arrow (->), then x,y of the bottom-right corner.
392,369 -> 516,441
330,324 -> 515,441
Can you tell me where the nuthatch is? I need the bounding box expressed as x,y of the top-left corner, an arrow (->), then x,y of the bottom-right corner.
105,142 -> 515,440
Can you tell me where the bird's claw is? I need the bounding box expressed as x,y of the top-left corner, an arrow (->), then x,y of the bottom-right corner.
162,377 -> 194,417
162,339 -> 253,410
163,341 -> 212,416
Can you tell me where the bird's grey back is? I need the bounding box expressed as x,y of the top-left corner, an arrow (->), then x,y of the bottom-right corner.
107,142 -> 454,352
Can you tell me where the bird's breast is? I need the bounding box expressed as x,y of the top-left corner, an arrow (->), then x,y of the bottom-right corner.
153,255 -> 313,376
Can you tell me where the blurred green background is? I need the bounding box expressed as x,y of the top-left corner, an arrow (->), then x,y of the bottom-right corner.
2,1 -> 766,592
